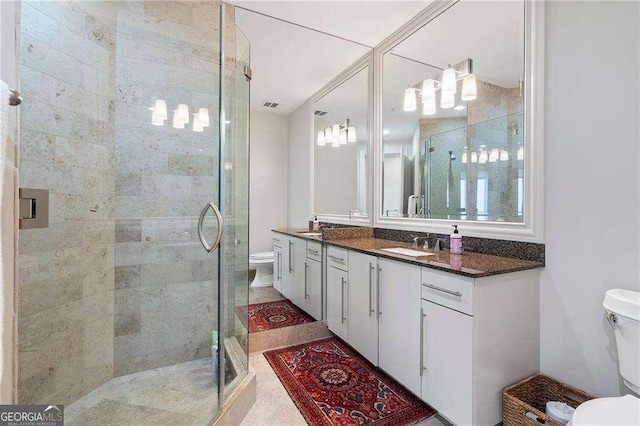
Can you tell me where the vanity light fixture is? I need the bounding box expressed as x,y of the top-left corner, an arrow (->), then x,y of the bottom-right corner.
517,146 -> 524,160
198,108 -> 210,127
176,104 -> 189,124
172,111 -> 185,129
405,58 -> 478,116
479,150 -> 488,164
454,105 -> 466,111
489,148 -> 500,162
403,86 -> 417,112
318,119 -> 357,147
348,126 -> 357,142
442,65 -> 457,94
461,74 -> 477,101
471,152 -> 478,163
500,150 -> 509,161
462,152 -> 468,163
441,91 -> 455,109
192,113 -> 204,132
339,128 -> 347,145
383,129 -> 390,136
423,98 -> 436,115
150,99 -> 167,126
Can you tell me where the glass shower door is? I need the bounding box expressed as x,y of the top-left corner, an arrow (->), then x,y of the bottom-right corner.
16,1 -> 249,424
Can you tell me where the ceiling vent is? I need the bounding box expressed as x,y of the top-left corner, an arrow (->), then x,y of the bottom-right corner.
261,101 -> 279,108
314,110 -> 328,116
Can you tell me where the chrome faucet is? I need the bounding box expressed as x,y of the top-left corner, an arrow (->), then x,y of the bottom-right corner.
412,235 -> 430,249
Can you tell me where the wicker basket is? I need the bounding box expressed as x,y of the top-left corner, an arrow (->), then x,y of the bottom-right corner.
503,374 -> 594,426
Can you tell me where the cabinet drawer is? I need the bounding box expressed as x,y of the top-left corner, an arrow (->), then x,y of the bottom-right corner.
272,234 -> 283,247
421,268 -> 474,316
306,241 -> 322,261
327,246 -> 349,271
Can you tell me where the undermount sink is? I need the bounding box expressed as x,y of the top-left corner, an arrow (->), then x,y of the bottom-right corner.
299,232 -> 322,236
380,247 -> 435,259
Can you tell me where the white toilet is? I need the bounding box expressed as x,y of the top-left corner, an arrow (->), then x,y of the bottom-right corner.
249,252 -> 274,288
569,289 -> 640,425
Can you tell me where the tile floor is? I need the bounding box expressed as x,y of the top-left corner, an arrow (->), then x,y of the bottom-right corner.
249,285 -> 286,305
241,352 -> 449,426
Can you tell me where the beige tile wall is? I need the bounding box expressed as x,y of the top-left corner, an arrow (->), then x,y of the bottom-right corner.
18,0 -> 117,405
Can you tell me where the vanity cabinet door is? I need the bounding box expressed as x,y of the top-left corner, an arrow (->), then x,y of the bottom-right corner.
281,236 -> 293,299
378,258 -> 422,396
306,258 -> 322,320
421,299 -> 473,426
273,245 -> 283,293
327,266 -> 348,341
290,237 -> 307,309
347,251 -> 378,365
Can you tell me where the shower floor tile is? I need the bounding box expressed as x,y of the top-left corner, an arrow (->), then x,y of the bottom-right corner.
65,357 -> 220,426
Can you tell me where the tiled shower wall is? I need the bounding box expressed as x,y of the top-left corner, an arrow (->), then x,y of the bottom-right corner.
18,1 -> 117,404
112,1 -> 220,376
17,0 -> 226,405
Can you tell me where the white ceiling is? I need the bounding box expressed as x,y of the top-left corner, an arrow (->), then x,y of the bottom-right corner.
232,1 -> 430,114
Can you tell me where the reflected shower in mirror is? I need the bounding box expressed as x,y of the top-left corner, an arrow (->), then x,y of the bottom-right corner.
314,65 -> 369,217
382,1 -> 525,222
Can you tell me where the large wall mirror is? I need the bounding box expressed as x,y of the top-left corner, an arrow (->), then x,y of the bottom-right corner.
313,62 -> 370,218
382,1 -> 527,223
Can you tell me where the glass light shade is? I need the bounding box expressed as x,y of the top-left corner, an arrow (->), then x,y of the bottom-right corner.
403,87 -> 417,112
500,150 -> 509,161
442,67 -> 457,94
462,152 -> 468,163
471,152 -> 478,163
421,79 -> 436,102
192,114 -> 203,132
339,129 -> 347,145
317,131 -> 326,146
422,98 -> 436,115
479,151 -> 488,164
489,148 -> 499,162
198,108 -> 210,127
153,99 -> 167,120
461,74 -> 477,101
347,126 -> 356,142
440,91 -> 455,109
172,112 -> 185,129
152,113 -> 165,126
332,124 -> 340,139
325,127 -> 332,138
517,146 -> 524,160
331,137 -> 340,147
176,104 -> 189,123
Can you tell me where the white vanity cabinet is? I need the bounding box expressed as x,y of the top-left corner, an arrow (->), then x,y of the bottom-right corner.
326,246 -> 349,341
272,236 -> 283,293
377,257 -> 422,396
421,298 -> 473,426
303,241 -> 322,320
347,251 -> 379,365
281,235 -> 306,307
420,267 -> 540,426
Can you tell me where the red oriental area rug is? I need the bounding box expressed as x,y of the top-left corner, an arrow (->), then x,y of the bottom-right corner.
246,300 -> 315,333
264,337 -> 436,426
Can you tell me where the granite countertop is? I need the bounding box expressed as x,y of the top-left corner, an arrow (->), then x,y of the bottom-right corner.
272,228 -> 323,242
324,237 -> 543,278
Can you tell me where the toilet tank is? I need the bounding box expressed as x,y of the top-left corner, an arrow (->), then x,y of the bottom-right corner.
604,289 -> 640,394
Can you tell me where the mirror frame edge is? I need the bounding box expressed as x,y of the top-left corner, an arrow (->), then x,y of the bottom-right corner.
373,0 -> 546,243
309,52 -> 375,226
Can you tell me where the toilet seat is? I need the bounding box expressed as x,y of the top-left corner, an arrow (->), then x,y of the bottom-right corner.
570,394 -> 640,425
250,252 -> 274,264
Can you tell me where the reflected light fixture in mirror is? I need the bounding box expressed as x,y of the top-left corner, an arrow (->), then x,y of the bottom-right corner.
316,119 -> 358,147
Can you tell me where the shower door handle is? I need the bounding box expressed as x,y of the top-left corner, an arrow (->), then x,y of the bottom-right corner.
197,202 -> 224,253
